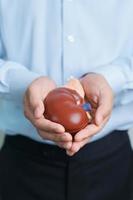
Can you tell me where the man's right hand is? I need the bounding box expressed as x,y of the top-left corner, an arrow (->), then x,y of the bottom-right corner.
23,76 -> 72,148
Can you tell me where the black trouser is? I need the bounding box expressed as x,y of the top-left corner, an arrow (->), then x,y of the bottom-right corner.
0,130 -> 133,200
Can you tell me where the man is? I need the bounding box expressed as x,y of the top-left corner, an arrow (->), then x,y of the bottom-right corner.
0,1 -> 133,200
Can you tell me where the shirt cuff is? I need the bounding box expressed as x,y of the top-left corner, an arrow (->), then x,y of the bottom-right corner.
0,61 -> 42,102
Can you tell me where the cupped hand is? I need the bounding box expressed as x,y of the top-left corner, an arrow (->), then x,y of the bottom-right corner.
66,73 -> 114,156
23,76 -> 72,144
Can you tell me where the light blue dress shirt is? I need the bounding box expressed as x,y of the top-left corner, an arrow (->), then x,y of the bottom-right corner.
0,0 -> 133,144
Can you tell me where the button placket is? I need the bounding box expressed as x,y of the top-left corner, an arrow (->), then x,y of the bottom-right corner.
63,0 -> 76,83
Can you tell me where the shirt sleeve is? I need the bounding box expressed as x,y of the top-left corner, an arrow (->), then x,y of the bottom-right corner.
88,57 -> 133,109
0,37 -> 41,103
90,57 -> 133,95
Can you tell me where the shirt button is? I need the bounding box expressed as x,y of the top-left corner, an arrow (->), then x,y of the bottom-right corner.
67,35 -> 75,43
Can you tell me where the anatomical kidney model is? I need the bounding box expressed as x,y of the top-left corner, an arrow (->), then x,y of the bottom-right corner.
44,78 -> 92,135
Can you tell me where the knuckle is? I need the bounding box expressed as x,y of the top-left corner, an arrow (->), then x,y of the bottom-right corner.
53,135 -> 60,142
38,131 -> 48,140
47,123 -> 57,132
34,120 -> 40,128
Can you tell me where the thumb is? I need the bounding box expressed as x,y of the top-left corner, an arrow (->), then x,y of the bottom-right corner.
95,105 -> 106,126
95,92 -> 112,126
33,100 -> 45,119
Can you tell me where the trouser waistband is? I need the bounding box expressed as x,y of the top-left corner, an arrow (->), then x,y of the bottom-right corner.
3,130 -> 129,162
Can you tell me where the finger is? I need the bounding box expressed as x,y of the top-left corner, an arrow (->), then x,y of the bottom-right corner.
74,124 -> 99,142
24,107 -> 65,133
39,131 -> 73,143
25,89 -> 45,118
67,116 -> 110,156
66,137 -> 90,156
23,102 -> 35,120
85,95 -> 98,109
95,90 -> 113,125
34,117 -> 65,133
74,116 -> 109,142
56,141 -> 72,150
30,99 -> 45,119
33,101 -> 45,119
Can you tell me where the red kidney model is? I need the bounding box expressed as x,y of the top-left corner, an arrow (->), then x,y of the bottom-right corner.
44,78 -> 92,135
